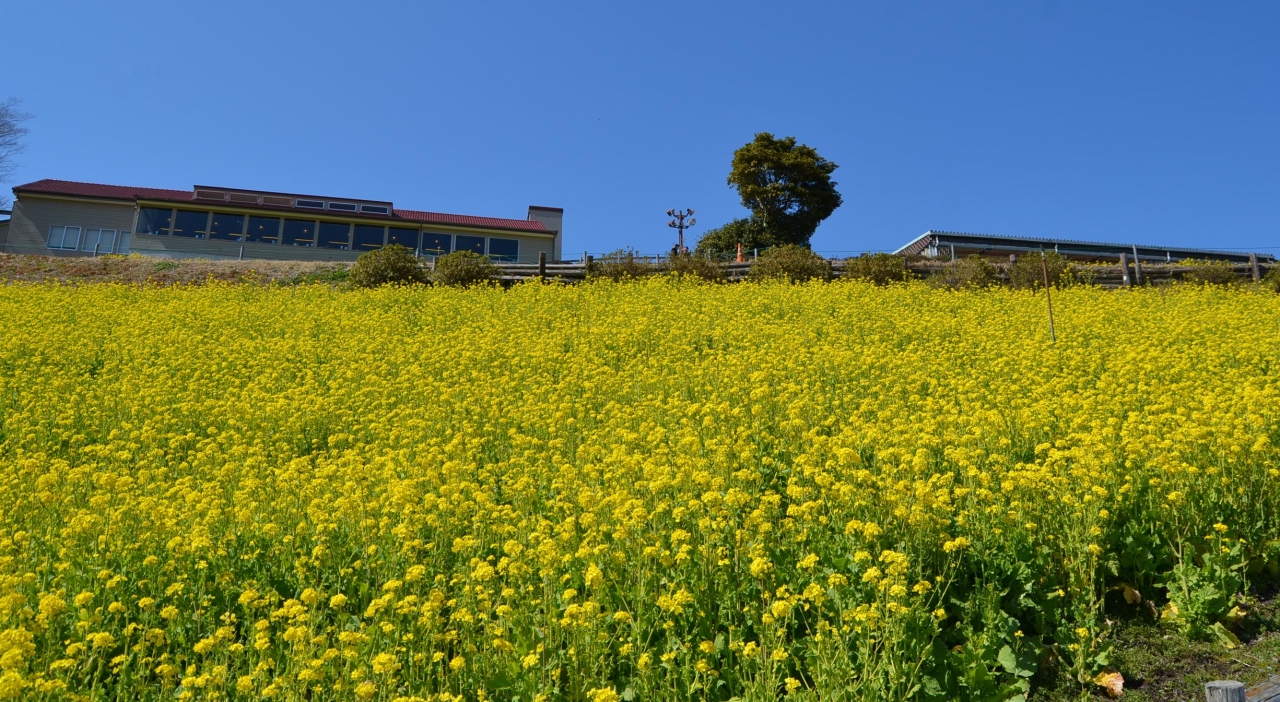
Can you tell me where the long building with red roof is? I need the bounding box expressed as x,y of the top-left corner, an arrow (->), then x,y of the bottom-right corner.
1,178 -> 563,263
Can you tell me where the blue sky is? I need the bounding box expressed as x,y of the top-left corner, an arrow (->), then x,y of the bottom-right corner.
4,1 -> 1277,255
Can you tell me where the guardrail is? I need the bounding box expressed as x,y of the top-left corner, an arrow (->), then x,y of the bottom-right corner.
491,253 -> 1273,289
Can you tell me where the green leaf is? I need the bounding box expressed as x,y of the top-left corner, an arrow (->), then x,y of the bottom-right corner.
997,645 -> 1018,675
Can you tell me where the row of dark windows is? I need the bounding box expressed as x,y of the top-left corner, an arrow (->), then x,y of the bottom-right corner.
135,207 -> 521,260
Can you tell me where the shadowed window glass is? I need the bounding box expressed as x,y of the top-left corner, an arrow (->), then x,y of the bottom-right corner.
209,212 -> 245,241
282,219 -> 316,246
246,216 -> 281,244
422,232 -> 452,256
353,225 -> 385,251
456,235 -> 485,255
172,210 -> 209,238
317,222 -> 351,250
388,227 -> 419,251
136,207 -> 173,235
488,238 -> 518,262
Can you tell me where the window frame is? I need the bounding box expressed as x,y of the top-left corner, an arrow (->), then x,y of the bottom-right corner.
47,225 -> 84,250
81,228 -> 118,254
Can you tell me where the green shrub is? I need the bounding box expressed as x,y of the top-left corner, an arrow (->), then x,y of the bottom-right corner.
589,248 -> 656,281
929,255 -> 998,289
1263,265 -> 1280,293
1007,251 -> 1069,289
349,244 -> 428,288
747,245 -> 832,283
843,253 -> 909,285
1180,259 -> 1244,287
431,250 -> 499,287
664,252 -> 725,282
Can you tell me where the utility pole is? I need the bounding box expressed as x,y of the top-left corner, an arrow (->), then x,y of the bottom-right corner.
667,209 -> 696,252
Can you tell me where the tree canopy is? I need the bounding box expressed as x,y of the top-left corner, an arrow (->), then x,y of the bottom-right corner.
726,132 -> 841,247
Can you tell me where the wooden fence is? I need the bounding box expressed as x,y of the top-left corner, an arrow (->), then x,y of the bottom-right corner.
492,253 -> 1274,289
1205,675 -> 1280,701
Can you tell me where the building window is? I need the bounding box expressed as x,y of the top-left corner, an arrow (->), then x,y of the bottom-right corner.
172,210 -> 209,238
360,205 -> 390,214
488,238 -> 519,262
352,225 -> 385,251
136,207 -> 173,235
422,232 -> 452,256
296,199 -> 324,209
282,219 -> 316,246
327,202 -> 357,212
455,235 -> 485,255
209,212 -> 246,241
317,221 -> 351,250
388,227 -> 419,252
46,226 -> 82,250
246,216 -> 281,244
81,229 -> 117,254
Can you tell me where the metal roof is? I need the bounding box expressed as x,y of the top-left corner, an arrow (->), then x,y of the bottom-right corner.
13,179 -> 551,234
895,230 -> 1273,262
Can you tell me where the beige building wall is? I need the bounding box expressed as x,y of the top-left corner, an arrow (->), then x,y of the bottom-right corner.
5,196 -> 136,255
4,193 -> 558,262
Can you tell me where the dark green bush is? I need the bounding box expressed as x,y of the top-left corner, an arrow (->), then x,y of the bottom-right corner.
1263,265 -> 1280,293
664,252 -> 726,282
929,255 -> 998,289
843,253 -> 909,285
1180,259 -> 1245,287
1007,251 -> 1069,289
431,250 -> 499,287
747,245 -> 833,283
589,248 -> 656,281
349,244 -> 428,288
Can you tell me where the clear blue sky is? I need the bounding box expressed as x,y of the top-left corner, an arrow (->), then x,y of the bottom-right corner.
4,1 -> 1277,255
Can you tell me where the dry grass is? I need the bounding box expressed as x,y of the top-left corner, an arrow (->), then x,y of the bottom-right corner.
0,253 -> 350,286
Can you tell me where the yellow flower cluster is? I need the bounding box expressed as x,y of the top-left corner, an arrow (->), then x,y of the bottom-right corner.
0,279 -> 1277,700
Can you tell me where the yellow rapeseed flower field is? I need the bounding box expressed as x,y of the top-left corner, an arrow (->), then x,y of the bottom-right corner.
0,279 -> 1278,701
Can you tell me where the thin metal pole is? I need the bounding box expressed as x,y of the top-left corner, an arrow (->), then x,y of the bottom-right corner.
1041,251 -> 1056,342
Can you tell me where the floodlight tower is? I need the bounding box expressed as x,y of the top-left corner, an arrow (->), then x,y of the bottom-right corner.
667,208 -> 696,252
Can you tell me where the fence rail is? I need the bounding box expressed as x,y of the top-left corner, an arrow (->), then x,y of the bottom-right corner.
491,254 -> 1274,289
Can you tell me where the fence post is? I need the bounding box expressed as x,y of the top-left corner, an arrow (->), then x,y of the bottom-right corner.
1249,253 -> 1260,282
1119,253 -> 1131,288
538,251 -> 546,280
238,245 -> 244,261
1131,245 -> 1143,285
1205,680 -> 1246,702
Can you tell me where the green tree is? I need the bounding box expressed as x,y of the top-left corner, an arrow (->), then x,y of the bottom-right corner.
727,133 -> 842,247
694,218 -> 775,258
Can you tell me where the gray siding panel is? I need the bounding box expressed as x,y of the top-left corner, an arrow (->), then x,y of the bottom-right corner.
4,197 -> 136,254
0,220 -> 9,249
129,234 -> 362,262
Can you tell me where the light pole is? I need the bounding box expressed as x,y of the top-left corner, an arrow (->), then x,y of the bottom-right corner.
667,209 -> 696,252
